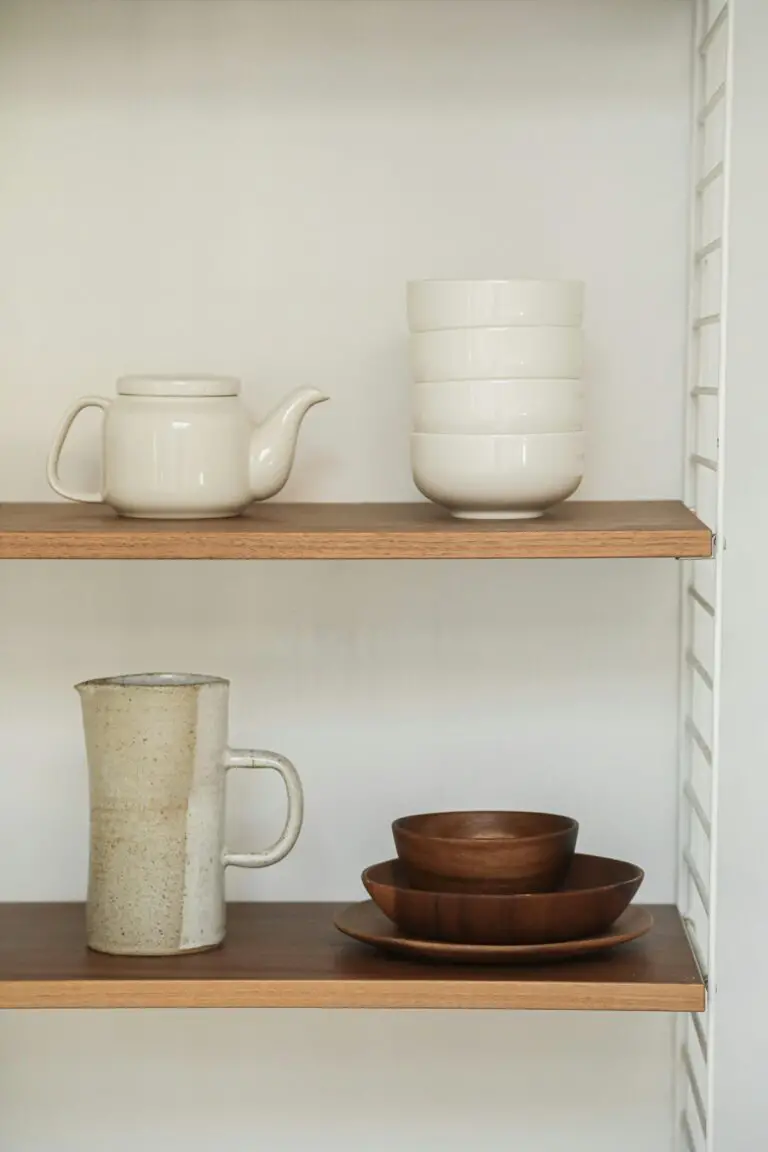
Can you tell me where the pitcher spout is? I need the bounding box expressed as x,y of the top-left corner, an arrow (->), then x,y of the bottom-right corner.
249,388 -> 328,501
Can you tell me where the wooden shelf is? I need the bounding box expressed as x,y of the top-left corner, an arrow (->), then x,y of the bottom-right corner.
0,903 -> 704,1010
0,501 -> 711,560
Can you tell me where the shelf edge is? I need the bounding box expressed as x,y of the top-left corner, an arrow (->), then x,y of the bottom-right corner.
0,530 -> 713,562
0,978 -> 706,1012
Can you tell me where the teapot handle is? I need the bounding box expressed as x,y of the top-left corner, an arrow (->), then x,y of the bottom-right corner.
47,396 -> 111,503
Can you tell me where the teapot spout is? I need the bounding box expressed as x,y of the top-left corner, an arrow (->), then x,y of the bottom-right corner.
249,388 -> 328,501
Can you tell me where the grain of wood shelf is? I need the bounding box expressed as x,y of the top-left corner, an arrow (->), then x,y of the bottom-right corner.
0,903 -> 704,1011
0,501 -> 712,560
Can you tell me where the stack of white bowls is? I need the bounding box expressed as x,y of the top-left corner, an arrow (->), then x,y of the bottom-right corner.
407,279 -> 585,519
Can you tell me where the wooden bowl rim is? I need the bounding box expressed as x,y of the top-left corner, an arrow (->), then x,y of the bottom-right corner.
364,854 -> 644,901
392,810 -> 578,845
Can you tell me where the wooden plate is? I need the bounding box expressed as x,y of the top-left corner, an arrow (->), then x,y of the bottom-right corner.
334,900 -> 653,965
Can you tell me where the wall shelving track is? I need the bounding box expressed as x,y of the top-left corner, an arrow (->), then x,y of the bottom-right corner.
677,2 -> 732,1149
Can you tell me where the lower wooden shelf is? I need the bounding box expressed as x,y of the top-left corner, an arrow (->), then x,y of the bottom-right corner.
0,902 -> 704,1011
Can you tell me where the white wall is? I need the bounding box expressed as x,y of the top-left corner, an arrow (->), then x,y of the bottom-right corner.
0,2 -> 691,1150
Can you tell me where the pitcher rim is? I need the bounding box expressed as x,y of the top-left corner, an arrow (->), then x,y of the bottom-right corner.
75,672 -> 230,691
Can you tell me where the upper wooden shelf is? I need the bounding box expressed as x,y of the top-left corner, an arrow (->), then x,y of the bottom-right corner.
0,902 -> 703,1011
0,501 -> 711,560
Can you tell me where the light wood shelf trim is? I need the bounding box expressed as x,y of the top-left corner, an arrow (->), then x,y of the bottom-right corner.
0,978 -> 704,1011
0,903 -> 706,1011
0,501 -> 713,560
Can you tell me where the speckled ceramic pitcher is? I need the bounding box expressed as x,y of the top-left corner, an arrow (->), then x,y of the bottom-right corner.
76,673 -> 304,956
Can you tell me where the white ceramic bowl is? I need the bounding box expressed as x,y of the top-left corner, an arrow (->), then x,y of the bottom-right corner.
410,327 -> 583,382
407,279 -> 584,331
411,432 -> 585,519
413,379 -> 585,435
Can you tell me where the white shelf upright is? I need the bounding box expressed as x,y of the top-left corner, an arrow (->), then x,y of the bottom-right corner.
678,1 -> 731,1149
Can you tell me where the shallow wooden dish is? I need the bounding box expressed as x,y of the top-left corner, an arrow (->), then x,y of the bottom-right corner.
392,810 -> 578,894
335,900 -> 653,965
363,854 -> 644,945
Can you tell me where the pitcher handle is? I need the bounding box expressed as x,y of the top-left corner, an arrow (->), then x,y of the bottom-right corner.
223,748 -> 304,868
47,396 -> 110,503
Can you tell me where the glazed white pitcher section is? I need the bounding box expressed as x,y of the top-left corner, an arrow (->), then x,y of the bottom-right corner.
76,673 -> 304,956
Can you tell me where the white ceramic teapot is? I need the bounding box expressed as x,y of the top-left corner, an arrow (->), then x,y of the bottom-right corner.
47,376 -> 328,518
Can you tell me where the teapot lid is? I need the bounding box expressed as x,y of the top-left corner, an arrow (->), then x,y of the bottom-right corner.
117,375 -> 240,397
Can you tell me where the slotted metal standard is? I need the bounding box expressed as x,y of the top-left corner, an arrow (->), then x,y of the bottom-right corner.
677,2 -> 731,1149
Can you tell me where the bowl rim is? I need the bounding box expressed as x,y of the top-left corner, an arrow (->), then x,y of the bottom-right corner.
365,854 -> 643,901
410,324 -> 583,337
392,810 -> 578,845
413,377 -> 585,387
407,278 -> 584,289
410,431 -> 586,443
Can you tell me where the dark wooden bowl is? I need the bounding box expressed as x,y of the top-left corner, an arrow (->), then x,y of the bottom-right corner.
392,810 -> 578,894
362,854 -> 644,945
